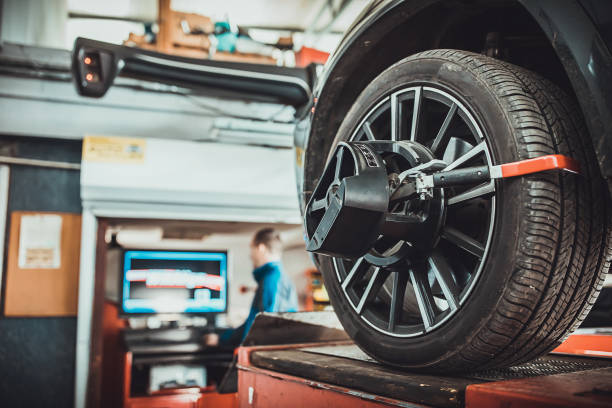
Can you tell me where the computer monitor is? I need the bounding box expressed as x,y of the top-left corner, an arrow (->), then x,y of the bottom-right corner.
121,250 -> 228,315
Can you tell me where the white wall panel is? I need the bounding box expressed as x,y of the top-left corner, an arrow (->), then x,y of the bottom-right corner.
81,137 -> 301,224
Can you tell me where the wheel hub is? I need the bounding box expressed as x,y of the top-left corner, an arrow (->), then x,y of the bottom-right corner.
305,139 -> 446,261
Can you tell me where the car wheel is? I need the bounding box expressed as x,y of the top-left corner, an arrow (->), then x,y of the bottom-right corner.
317,49 -> 611,371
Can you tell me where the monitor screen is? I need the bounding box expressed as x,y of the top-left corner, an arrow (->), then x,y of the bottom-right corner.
121,250 -> 228,314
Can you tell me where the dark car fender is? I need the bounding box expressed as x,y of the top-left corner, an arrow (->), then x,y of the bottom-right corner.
519,0 -> 612,185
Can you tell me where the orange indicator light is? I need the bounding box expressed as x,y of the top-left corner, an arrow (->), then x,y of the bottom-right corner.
84,56 -> 92,65
85,73 -> 94,81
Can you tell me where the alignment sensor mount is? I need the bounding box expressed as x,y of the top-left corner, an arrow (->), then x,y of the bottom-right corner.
304,140 -> 579,262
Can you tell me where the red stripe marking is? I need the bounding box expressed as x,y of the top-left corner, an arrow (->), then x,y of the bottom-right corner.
145,284 -> 222,291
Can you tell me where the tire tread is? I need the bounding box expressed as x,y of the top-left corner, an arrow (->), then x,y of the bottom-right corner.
403,49 -> 611,370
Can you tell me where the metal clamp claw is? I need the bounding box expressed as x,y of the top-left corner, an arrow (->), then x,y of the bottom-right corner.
405,154 -> 580,200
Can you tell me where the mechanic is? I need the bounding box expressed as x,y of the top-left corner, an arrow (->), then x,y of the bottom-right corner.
205,227 -> 298,347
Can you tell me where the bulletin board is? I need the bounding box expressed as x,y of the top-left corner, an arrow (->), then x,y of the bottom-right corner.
4,211 -> 81,316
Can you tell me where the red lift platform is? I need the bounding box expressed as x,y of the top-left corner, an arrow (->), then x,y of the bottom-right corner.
236,313 -> 612,408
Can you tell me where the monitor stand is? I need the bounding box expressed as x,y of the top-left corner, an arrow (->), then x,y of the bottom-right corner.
122,314 -> 231,356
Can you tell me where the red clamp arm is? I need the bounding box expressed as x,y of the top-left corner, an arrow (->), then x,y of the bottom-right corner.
491,154 -> 580,179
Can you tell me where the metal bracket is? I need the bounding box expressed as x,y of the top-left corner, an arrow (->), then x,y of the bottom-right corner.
402,154 -> 580,201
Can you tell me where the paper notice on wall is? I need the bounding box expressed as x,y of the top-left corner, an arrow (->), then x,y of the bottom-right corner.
82,135 -> 146,164
18,214 -> 62,269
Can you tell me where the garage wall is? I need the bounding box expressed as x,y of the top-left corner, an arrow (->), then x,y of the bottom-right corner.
0,136 -> 312,408
0,136 -> 82,408
1,0 -> 68,48
80,137 -> 301,224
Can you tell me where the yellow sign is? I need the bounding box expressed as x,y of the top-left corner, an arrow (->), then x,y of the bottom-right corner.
295,146 -> 304,167
83,136 -> 146,163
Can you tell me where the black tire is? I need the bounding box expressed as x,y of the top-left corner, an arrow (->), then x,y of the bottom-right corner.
319,49 -> 611,371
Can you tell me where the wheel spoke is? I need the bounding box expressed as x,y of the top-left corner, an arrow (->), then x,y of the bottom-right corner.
390,93 -> 399,141
334,147 -> 345,183
409,267 -> 436,331
429,251 -> 460,311
444,141 -> 486,171
410,87 -> 422,142
441,226 -> 485,259
356,267 -> 389,314
447,181 -> 495,205
310,198 -> 327,212
362,120 -> 376,141
342,256 -> 366,291
388,271 -> 409,331
431,103 -> 457,154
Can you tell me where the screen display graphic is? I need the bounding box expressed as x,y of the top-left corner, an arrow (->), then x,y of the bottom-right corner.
121,250 -> 227,314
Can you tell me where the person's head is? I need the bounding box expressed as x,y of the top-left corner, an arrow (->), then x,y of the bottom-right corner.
250,228 -> 282,268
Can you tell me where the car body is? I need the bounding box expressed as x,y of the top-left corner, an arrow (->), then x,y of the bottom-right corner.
294,0 -> 612,212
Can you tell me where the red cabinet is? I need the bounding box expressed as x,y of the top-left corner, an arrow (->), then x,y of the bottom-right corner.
122,352 -> 237,408
129,393 -> 200,408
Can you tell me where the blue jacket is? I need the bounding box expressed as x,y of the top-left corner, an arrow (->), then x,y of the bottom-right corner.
222,261 -> 298,345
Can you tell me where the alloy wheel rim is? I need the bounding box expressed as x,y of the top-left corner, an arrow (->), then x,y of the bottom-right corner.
331,85 -> 497,338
